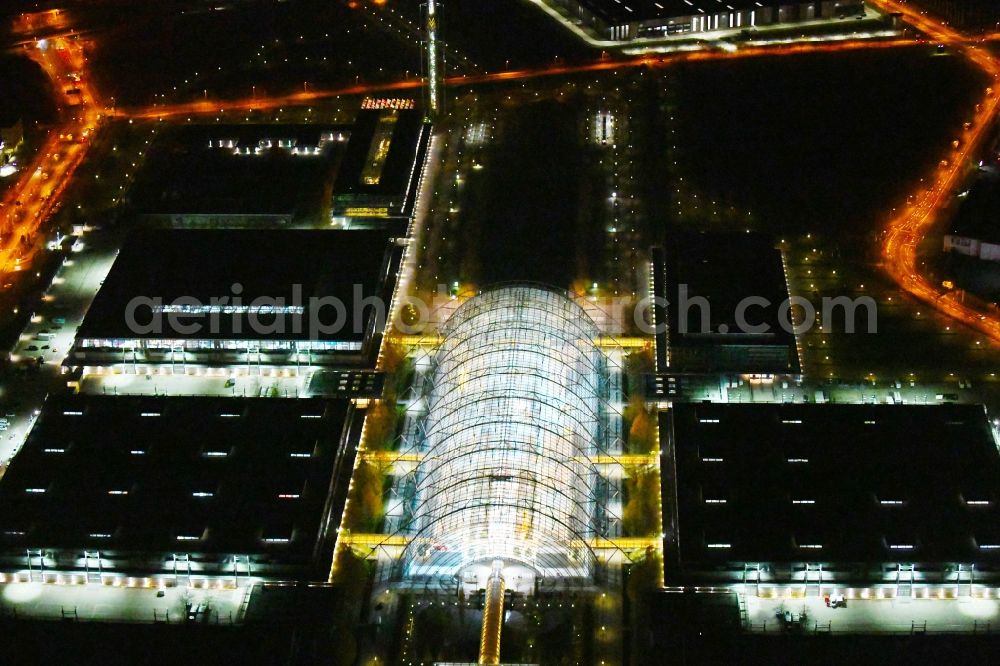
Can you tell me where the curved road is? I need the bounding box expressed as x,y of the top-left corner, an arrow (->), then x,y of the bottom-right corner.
870,0 -> 1000,343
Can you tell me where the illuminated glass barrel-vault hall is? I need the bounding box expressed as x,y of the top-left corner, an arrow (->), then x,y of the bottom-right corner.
402,286 -> 611,582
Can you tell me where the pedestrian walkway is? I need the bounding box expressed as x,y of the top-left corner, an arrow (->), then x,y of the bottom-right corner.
0,581 -> 249,624
745,594 -> 999,634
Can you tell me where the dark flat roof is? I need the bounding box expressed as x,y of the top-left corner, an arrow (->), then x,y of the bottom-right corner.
949,165 -> 1000,245
77,229 -> 400,342
655,231 -> 798,372
128,124 -> 346,217
0,395 -> 353,560
666,403 -> 1000,566
0,620 -> 299,665
578,0 -> 808,24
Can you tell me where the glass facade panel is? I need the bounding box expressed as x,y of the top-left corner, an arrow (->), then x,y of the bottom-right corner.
404,287 -> 606,579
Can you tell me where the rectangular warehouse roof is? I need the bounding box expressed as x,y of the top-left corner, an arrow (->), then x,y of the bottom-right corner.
128,124 -> 347,219
0,395 -> 355,566
948,165 -> 1000,245
76,228 -> 402,344
664,403 -> 1000,568
653,231 -> 799,374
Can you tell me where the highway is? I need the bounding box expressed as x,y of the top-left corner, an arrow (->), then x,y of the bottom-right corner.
869,0 -> 1000,343
0,30 -> 101,275
6,4 -> 1000,353
129,36 -> 921,121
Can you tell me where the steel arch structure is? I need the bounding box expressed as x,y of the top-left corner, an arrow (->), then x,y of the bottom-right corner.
403,286 -> 609,579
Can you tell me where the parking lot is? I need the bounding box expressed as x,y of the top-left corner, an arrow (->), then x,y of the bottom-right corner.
0,225 -> 116,466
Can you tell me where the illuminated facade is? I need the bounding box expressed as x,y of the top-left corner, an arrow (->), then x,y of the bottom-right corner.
403,287 -> 608,579
545,0 -> 866,41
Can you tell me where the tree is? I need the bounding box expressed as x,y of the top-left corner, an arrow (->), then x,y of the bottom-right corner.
380,338 -> 408,376
627,403 -> 656,454
622,393 -> 645,425
570,278 -> 593,299
330,547 -> 370,634
412,605 -> 450,661
369,338 -> 412,449
623,347 -> 654,395
332,547 -> 368,600
363,400 -> 397,452
622,466 -> 659,536
347,461 -> 386,532
627,547 -> 663,657
626,549 -> 662,608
